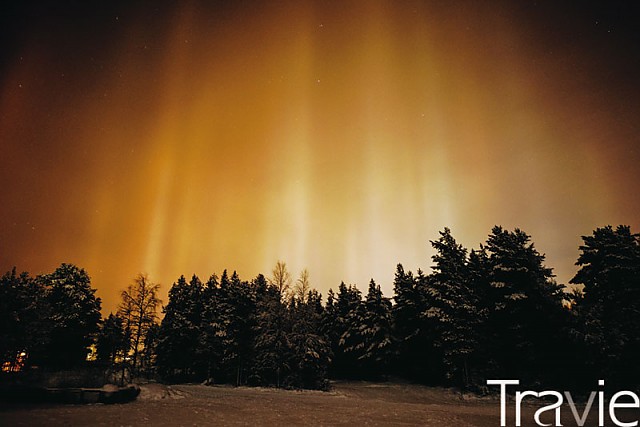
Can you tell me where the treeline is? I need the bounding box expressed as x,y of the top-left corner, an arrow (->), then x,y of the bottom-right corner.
154,267 -> 330,389
2,225 -> 639,392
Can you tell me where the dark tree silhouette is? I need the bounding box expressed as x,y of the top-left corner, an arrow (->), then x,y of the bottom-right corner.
156,275 -> 205,381
222,271 -> 256,385
288,289 -> 331,389
270,260 -> 292,297
483,226 -> 566,385
392,265 -> 437,382
357,279 -> 394,378
292,269 -> 310,303
0,268 -> 47,370
426,228 -> 483,389
117,273 -> 160,376
252,278 -> 291,387
466,246 -> 493,385
4,224 -> 626,392
38,263 -> 102,368
328,282 -> 363,378
96,313 -> 128,366
200,273 -> 224,381
570,225 -> 640,389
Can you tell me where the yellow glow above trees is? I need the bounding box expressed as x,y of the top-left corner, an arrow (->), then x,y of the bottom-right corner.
1,2 -> 638,313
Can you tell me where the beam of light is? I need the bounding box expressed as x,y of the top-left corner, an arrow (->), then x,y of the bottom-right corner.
1,2 -> 639,313
141,5 -> 196,281
262,7 -> 314,277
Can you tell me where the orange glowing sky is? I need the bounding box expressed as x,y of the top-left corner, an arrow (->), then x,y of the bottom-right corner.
1,1 -> 639,314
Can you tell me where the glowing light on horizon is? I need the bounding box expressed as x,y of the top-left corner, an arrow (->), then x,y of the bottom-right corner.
1,2 -> 639,313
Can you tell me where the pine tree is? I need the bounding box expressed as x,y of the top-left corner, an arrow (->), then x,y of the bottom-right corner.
483,226 -> 565,385
466,247 -> 493,384
570,225 -> 640,388
426,228 -> 481,388
156,275 -> 205,381
288,289 -> 331,389
229,271 -> 256,385
321,288 -> 340,376
216,270 -> 255,385
358,279 -> 394,378
200,274 -> 224,381
252,279 -> 291,387
331,282 -> 363,378
39,263 -> 102,368
392,264 -> 434,382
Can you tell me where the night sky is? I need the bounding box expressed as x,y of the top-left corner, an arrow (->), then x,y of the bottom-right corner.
2,1 -> 639,314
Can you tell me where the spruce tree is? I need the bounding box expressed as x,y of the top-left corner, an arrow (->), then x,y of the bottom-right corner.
216,271 -> 255,385
230,271 -> 256,385
289,289 -> 331,389
252,279 -> 291,387
332,282 -> 363,378
358,279 -> 394,378
200,274 -> 224,381
392,264 -> 434,382
321,288 -> 340,377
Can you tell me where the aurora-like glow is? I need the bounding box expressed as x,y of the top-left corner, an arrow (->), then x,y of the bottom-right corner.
1,2 -> 639,313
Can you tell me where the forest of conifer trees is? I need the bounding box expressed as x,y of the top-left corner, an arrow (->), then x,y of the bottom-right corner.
2,225 -> 639,393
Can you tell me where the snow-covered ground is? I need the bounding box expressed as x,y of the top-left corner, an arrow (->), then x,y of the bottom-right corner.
0,381 -> 618,426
